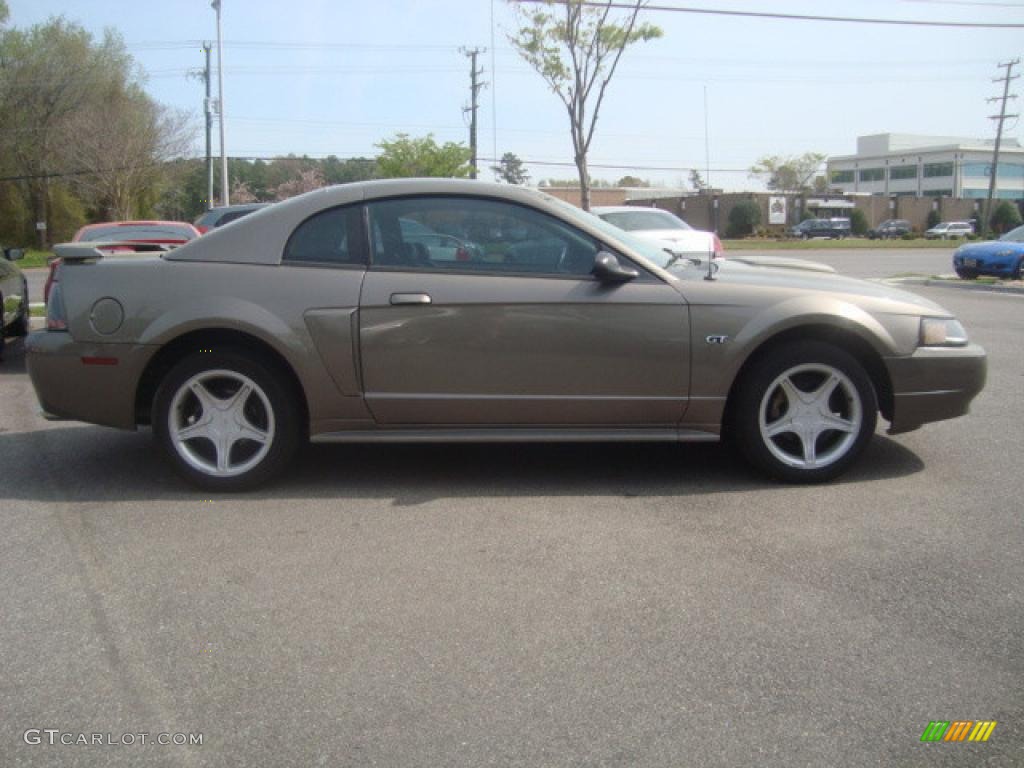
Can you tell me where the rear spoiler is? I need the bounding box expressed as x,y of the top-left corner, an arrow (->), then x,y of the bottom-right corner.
52,241 -> 176,262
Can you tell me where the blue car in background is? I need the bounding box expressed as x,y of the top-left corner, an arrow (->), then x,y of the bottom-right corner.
953,224 -> 1024,280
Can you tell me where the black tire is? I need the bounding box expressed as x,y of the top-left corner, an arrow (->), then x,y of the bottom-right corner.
732,341 -> 878,483
1014,257 -> 1024,280
12,281 -> 30,337
152,349 -> 301,491
955,269 -> 977,280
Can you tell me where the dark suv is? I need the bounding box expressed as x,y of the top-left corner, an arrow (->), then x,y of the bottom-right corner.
193,203 -> 270,234
867,219 -> 912,239
789,218 -> 851,240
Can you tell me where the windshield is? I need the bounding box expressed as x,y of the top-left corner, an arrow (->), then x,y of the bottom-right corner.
999,224 -> 1024,242
541,194 -> 679,268
597,209 -> 691,232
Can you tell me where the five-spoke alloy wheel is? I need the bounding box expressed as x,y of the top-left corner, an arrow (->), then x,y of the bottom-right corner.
154,349 -> 300,490
734,341 -> 878,483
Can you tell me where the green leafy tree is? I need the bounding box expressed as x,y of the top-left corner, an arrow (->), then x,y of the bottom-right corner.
749,153 -> 826,193
492,152 -> 530,184
321,155 -> 379,185
989,200 -> 1023,235
849,208 -> 868,236
688,169 -> 707,191
926,209 -> 941,229
376,133 -> 472,178
726,200 -> 761,238
616,175 -> 650,187
0,17 -> 187,243
509,0 -> 661,210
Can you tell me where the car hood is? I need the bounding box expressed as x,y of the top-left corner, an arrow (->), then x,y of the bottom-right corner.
956,240 -> 1024,257
667,259 -> 949,315
632,229 -> 715,251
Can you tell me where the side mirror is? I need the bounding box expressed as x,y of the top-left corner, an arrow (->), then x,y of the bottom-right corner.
3,247 -> 25,261
592,251 -> 639,283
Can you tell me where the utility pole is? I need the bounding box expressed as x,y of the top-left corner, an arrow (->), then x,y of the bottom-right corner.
981,58 -> 1019,235
203,42 -> 214,211
461,47 -> 486,179
212,0 -> 230,206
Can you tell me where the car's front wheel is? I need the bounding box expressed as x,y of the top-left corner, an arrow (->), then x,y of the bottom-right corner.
733,341 -> 878,483
153,350 -> 301,491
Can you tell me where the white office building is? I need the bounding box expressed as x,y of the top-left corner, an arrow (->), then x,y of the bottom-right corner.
827,133 -> 1024,199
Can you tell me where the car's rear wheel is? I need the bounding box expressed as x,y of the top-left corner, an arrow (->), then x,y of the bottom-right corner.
1014,257 -> 1024,280
153,350 -> 300,491
733,341 -> 878,483
955,268 -> 977,280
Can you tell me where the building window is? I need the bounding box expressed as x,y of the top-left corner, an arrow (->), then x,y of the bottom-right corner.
830,170 -> 854,184
858,168 -> 884,182
922,189 -> 953,197
923,162 -> 954,178
889,166 -> 917,180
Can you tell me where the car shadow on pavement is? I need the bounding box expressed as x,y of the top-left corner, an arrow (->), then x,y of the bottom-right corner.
0,423 -> 925,505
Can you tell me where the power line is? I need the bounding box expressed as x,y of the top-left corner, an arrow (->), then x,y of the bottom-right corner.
510,0 -> 1024,28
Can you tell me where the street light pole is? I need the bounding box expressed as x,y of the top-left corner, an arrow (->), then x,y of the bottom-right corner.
212,0 -> 230,207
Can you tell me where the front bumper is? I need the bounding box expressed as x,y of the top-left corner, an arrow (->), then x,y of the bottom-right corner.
884,343 -> 987,434
25,331 -> 157,430
952,251 -> 1019,277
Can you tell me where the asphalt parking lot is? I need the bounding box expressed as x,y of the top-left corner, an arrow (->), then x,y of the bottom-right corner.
1,272 -> 1021,766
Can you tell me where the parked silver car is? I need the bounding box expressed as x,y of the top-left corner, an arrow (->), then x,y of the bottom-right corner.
27,180 -> 986,489
1,245 -> 29,359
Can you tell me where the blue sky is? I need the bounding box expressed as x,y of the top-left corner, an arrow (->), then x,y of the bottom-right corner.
7,0 -> 1024,189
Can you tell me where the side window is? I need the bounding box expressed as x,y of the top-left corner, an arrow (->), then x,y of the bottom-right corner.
367,196 -> 601,277
283,206 -> 365,266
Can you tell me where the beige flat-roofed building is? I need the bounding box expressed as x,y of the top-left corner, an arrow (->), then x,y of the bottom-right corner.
827,133 -> 1024,200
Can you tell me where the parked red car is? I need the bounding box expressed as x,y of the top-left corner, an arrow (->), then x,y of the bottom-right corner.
44,221 -> 200,304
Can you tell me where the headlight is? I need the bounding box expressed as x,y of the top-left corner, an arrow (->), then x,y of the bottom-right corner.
920,317 -> 968,347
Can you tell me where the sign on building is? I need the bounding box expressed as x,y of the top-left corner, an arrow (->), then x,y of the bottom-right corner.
768,197 -> 787,225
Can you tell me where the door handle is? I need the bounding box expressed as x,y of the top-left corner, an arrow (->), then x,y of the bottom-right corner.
389,293 -> 432,305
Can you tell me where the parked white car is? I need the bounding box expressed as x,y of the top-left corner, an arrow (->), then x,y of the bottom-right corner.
592,205 -> 834,273
926,221 -> 973,240
591,206 -> 722,259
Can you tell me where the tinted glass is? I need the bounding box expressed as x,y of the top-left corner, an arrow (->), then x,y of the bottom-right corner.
216,209 -> 258,227
1000,225 -> 1024,242
79,225 -> 195,242
598,210 -> 691,232
368,196 -> 601,276
284,206 -> 364,265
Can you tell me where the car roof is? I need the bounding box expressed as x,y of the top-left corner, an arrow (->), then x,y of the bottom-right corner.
167,179 -> 675,274
591,205 -> 673,214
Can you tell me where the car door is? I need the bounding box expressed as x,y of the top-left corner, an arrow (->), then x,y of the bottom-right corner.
357,195 -> 690,427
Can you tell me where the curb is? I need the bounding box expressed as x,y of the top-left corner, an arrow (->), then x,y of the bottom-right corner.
882,277 -> 1024,296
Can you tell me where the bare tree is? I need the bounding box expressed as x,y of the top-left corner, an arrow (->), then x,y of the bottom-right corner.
509,0 -> 661,210
748,153 -> 827,194
67,87 -> 194,220
272,167 -> 326,201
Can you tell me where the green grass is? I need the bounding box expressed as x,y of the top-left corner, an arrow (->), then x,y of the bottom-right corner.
17,249 -> 54,269
30,305 -> 46,317
722,238 -> 962,251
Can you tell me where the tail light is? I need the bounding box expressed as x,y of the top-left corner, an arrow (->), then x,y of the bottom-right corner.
196,225 -> 210,234
45,262 -> 68,331
712,235 -> 724,259
43,258 -> 61,304
455,246 -> 471,261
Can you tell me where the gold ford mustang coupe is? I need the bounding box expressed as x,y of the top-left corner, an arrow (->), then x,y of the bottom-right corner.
26,180 -> 986,490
